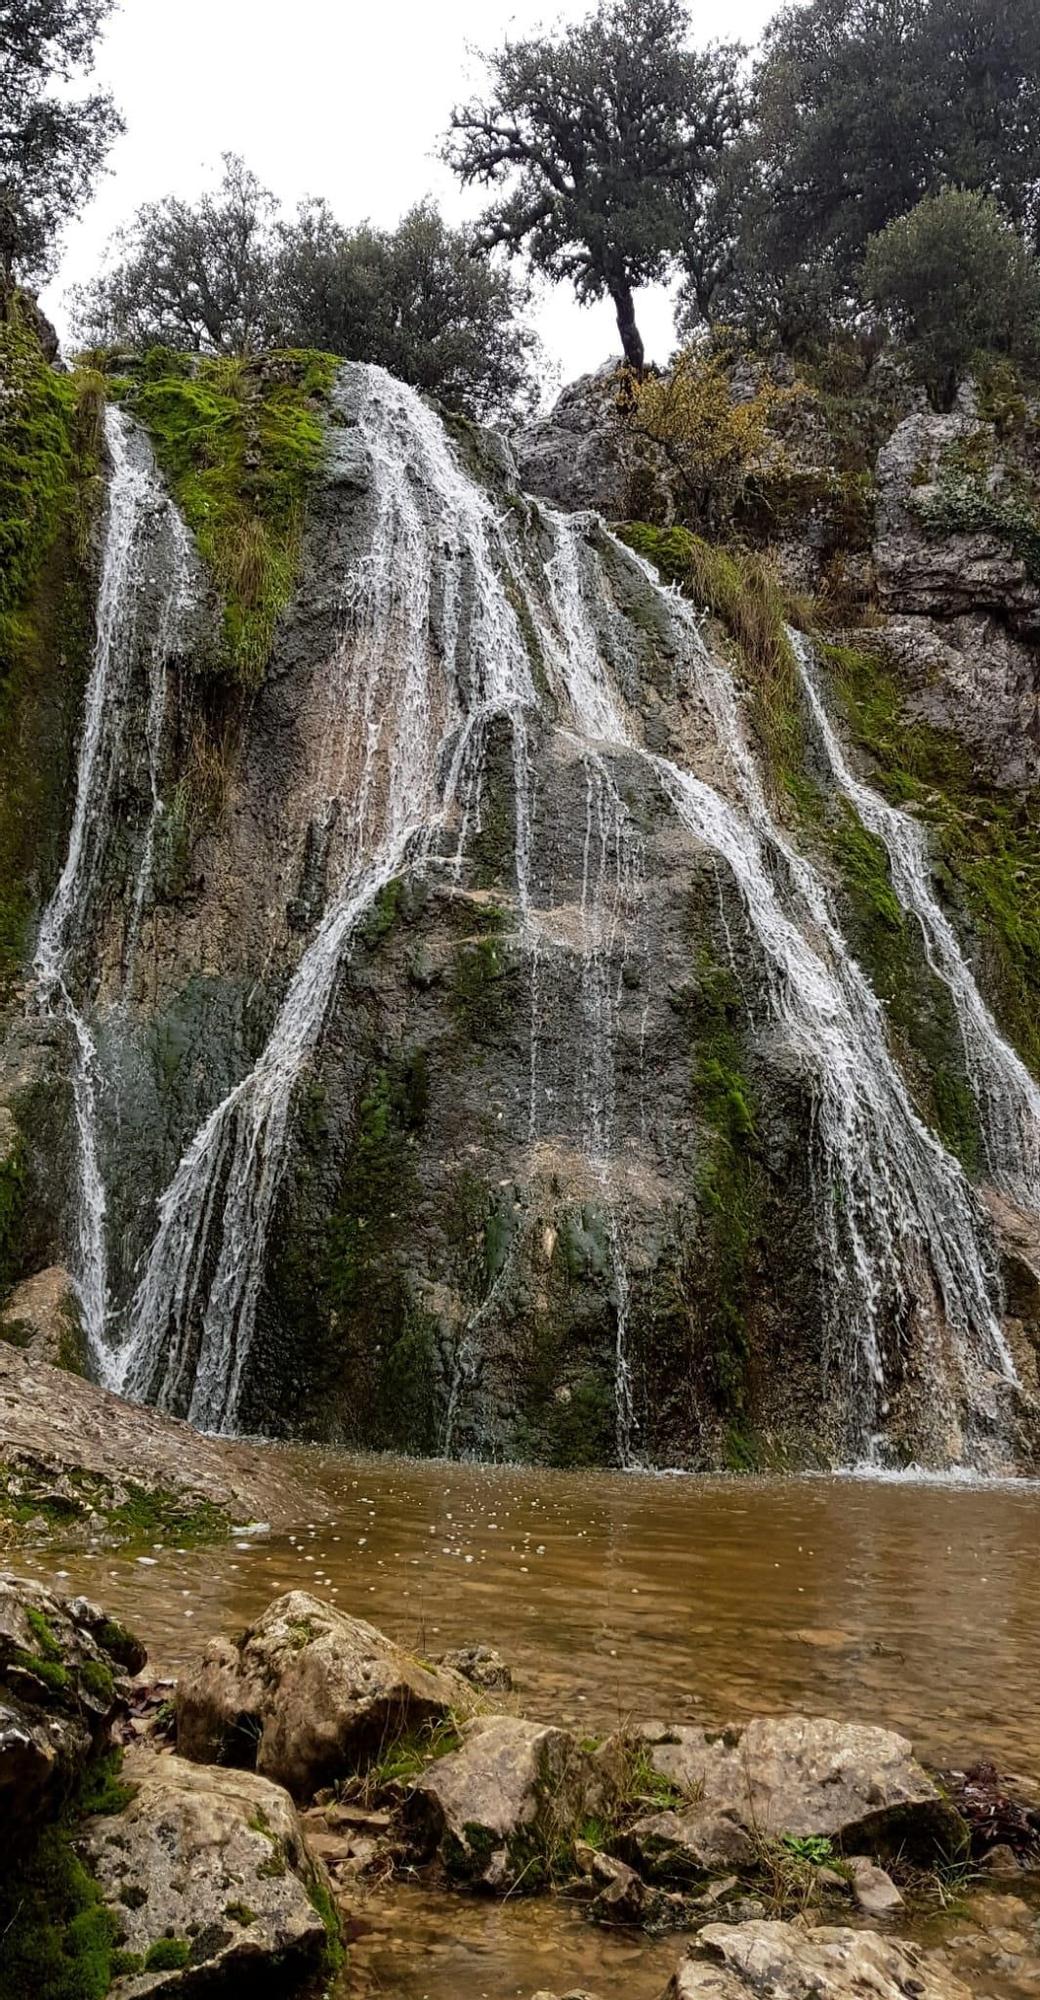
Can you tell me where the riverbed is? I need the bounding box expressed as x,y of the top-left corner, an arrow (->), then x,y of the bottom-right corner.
19,1452 -> 1040,1998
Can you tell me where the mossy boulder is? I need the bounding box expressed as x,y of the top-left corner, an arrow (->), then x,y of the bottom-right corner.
176,1591 -> 474,1800
0,1573 -> 145,1851
81,1750 -> 335,1994
407,1713 -> 618,1892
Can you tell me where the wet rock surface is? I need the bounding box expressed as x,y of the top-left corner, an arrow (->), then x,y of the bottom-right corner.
176,1589 -> 473,1798
669,1920 -> 971,1999
632,1715 -> 963,1861
0,1343 -> 314,1548
408,1713 -> 615,1889
83,1749 -> 332,1994
0,1571 -> 141,1847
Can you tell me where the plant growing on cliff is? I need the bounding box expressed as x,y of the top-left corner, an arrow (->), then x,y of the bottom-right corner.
445,0 -> 745,372
0,0 -> 123,285
863,190 -> 1040,408
624,344 -> 793,529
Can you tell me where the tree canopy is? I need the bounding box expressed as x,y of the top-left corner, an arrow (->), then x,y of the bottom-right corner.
863,188 -> 1040,406
445,0 -> 745,371
72,158 -> 538,421
693,0 -> 1040,345
0,0 -> 123,283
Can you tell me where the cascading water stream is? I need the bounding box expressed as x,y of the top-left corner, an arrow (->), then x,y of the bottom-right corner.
535,514 -> 1015,1447
115,370 -> 537,1431
33,408 -> 193,1371
95,366 -> 1018,1460
791,630 -> 1040,1212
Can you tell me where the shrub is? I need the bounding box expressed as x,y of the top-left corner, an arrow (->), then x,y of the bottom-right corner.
863,190 -> 1040,408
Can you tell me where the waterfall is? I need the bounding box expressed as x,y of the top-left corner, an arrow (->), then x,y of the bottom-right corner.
533,515 -> 1015,1446
792,631 -> 1040,1213
33,408 -> 193,1371
97,366 -> 1018,1459
114,370 -> 536,1429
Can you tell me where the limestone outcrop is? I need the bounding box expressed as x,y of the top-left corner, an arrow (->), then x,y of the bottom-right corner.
176,1590 -> 473,1798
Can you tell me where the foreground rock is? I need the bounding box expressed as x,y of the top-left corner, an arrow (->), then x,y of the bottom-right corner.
409,1713 -> 615,1890
625,1716 -> 964,1881
670,1920 -> 971,1999
83,1749 -> 333,1993
0,1342 -> 307,1547
0,1571 -> 143,1847
0,1265 -> 85,1371
177,1591 -> 473,1799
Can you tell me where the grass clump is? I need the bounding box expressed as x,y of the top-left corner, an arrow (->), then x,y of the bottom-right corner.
107,348 -> 338,683
617,521 -> 813,809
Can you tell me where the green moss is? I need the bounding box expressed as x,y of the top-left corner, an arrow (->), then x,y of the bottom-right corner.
617,522 -> 813,811
144,1938 -> 191,1971
916,467 -> 1040,584
78,1750 -> 136,1817
223,1902 -> 257,1927
0,295 -> 104,991
79,1661 -> 116,1706
825,643 -> 1040,1077
106,348 -> 338,684
691,961 -> 764,1417
825,798 -> 982,1168
0,1131 -> 26,1301
0,1824 -> 118,2000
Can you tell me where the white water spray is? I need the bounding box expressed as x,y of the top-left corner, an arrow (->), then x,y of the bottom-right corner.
34,409 -> 192,1369
792,631 -> 1040,1212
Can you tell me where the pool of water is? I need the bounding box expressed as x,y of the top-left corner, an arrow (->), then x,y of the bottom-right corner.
20,1452 -> 1040,1998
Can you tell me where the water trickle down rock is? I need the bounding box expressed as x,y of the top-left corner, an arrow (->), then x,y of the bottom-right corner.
49,364 -> 1029,1466
31,407 -> 198,1379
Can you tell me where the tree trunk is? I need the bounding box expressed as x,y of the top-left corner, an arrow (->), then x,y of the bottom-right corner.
611,282 -> 645,374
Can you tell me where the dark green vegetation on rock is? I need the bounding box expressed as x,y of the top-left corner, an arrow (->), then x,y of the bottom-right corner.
825,642 -> 1040,1078
0,294 -> 104,992
102,346 -> 337,683
0,1459 -> 229,1552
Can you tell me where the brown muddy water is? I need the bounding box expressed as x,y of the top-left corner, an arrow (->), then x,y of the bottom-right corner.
18,1452 -> 1040,1998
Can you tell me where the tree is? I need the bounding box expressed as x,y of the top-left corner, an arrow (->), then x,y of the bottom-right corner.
70,154 -> 278,353
725,0 -> 1040,338
445,0 -> 745,372
272,200 -> 538,419
0,0 -> 123,285
863,189 -> 1040,407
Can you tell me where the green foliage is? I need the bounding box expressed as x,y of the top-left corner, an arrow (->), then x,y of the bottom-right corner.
706,0 -> 1040,346
273,198 -> 539,420
916,465 -> 1040,586
446,0 -> 746,370
108,347 -> 336,683
781,1832 -> 834,1865
864,190 -> 1040,407
0,0 -> 123,283
73,157 -> 536,419
0,296 -> 103,987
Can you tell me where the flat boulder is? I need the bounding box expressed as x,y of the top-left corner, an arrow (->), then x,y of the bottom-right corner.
670,1920 -> 971,1999
83,1749 -> 333,1993
176,1591 -> 472,1799
633,1716 -> 964,1863
0,1573 -> 143,1849
409,1714 -> 615,1891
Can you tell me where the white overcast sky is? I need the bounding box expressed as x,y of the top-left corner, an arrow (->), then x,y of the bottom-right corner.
43,0 -> 780,380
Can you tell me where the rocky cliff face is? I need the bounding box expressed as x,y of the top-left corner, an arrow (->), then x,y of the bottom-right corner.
2,328 -> 1039,1473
